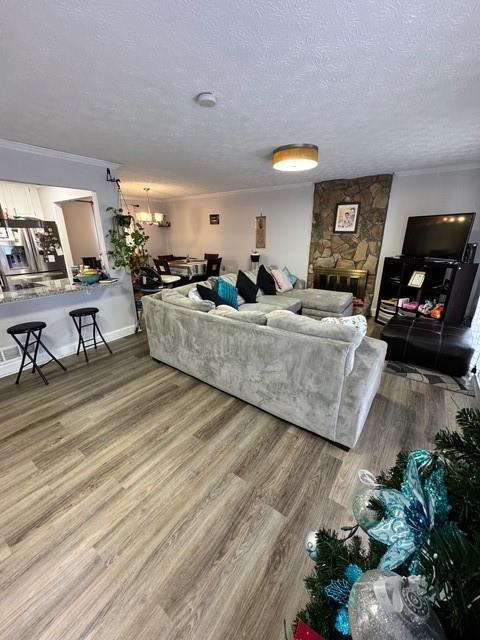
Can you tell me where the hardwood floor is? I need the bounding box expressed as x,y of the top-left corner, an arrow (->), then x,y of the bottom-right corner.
0,332 -> 477,640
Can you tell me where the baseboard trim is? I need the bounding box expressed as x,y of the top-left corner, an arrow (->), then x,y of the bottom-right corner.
0,324 -> 135,378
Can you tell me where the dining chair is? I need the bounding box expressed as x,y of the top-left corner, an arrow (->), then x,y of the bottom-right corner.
153,258 -> 181,287
204,253 -> 219,260
155,257 -> 172,274
206,257 -> 222,278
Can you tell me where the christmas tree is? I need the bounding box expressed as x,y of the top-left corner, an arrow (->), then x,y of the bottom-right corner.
295,408 -> 480,639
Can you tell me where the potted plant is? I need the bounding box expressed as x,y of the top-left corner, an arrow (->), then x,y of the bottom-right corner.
106,206 -> 150,277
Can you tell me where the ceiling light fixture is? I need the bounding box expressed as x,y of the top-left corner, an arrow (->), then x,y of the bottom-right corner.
272,144 -> 319,172
136,188 -> 169,226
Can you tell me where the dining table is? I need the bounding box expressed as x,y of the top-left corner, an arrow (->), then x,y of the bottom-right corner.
168,258 -> 207,280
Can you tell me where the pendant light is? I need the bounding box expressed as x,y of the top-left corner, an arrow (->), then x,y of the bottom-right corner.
136,187 -> 153,224
272,144 -> 318,172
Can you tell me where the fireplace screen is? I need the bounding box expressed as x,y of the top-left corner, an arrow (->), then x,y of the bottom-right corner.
313,267 -> 368,301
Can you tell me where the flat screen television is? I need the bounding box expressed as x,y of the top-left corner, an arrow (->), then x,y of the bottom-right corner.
401,213 -> 475,260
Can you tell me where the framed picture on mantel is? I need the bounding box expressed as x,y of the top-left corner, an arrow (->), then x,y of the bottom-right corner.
334,202 -> 360,234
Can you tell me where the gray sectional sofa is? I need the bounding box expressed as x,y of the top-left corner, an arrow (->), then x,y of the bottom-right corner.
143,271 -> 386,448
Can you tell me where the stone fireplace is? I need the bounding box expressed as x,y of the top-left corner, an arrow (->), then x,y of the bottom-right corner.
308,174 -> 393,314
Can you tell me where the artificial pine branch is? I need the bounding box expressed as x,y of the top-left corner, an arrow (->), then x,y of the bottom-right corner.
294,408 -> 480,640
295,530 -> 384,639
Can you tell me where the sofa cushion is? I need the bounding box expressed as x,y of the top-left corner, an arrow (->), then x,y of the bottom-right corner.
237,270 -> 258,303
161,289 -> 214,312
257,264 -> 276,295
266,310 -> 362,375
271,268 -> 294,293
239,302 -> 284,314
217,278 -> 239,309
208,307 -> 267,325
281,288 -> 353,314
256,295 -> 301,313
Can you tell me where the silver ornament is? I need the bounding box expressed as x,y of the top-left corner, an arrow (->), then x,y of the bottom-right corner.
352,489 -> 381,533
348,569 -> 446,640
305,530 -> 318,560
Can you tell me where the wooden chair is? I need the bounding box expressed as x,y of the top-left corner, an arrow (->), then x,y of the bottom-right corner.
153,258 -> 181,287
206,257 -> 222,278
204,253 -> 219,260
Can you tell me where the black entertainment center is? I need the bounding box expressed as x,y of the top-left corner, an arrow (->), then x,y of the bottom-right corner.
377,212 -> 478,377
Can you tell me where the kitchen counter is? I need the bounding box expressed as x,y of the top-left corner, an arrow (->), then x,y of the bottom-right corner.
0,278 -> 119,304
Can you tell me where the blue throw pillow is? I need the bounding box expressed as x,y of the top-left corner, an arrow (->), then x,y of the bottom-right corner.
282,266 -> 297,286
217,278 -> 239,309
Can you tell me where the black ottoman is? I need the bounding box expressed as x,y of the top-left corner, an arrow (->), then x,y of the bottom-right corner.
381,316 -> 474,377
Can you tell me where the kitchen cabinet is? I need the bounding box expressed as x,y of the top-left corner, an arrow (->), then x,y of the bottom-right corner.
0,182 -> 44,218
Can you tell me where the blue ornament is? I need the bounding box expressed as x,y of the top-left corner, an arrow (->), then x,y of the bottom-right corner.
365,450 -> 451,571
334,606 -> 350,636
324,564 -> 363,636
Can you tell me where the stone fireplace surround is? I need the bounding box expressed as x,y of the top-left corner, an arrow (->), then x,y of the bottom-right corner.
307,174 -> 393,315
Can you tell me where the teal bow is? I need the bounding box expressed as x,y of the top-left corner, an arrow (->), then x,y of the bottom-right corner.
367,450 -> 451,571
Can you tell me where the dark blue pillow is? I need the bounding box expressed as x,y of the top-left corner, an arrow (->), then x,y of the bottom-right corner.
257,264 -> 276,295
197,283 -> 224,306
236,270 -> 258,303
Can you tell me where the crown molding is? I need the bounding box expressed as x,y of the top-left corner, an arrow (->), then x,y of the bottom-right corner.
151,181 -> 314,203
395,162 -> 480,177
0,138 -> 121,169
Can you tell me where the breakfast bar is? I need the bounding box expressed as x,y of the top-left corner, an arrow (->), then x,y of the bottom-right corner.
0,275 -> 134,379
0,277 -> 119,304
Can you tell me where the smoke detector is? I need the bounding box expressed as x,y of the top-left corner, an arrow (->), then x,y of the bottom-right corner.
195,92 -> 217,107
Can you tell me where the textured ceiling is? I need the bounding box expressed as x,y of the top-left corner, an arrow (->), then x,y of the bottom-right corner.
1,0 -> 479,198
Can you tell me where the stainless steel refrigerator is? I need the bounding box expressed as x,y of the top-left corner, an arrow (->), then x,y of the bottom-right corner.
0,219 -> 68,291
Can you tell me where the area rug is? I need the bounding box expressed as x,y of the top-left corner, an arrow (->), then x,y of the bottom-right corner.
384,360 -> 477,396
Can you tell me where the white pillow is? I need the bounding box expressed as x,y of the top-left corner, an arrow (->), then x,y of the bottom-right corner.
188,287 -> 202,301
320,315 -> 367,337
271,268 -> 293,292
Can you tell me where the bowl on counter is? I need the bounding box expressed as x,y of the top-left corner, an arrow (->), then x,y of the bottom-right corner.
76,274 -> 101,285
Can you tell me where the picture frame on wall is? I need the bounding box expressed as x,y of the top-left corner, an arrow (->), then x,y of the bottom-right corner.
209,214 -> 220,225
255,215 -> 266,248
333,202 -> 360,234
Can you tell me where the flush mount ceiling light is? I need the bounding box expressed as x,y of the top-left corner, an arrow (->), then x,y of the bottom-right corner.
272,144 -> 318,172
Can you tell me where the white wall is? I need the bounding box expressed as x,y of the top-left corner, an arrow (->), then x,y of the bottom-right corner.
374,167 -> 480,316
0,140 -> 136,377
158,183 -> 314,278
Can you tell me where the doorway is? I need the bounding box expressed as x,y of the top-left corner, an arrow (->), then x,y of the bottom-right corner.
59,199 -> 102,268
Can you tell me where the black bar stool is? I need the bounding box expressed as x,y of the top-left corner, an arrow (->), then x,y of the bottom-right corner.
69,307 -> 112,363
7,321 -> 67,385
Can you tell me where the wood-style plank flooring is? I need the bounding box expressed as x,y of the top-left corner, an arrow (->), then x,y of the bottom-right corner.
0,332 -> 477,639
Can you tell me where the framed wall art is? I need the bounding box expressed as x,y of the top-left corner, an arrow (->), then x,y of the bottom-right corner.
255,215 -> 266,248
209,214 -> 220,225
333,202 -> 360,234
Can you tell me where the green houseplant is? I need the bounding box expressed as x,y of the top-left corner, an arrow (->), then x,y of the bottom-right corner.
106,207 -> 150,276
